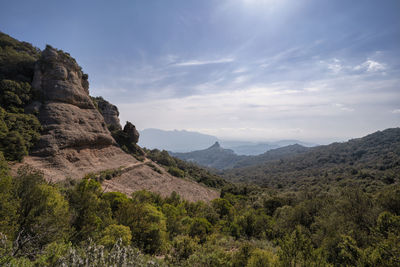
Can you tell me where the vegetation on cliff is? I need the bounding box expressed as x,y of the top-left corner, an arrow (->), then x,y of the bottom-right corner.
0,32 -> 41,161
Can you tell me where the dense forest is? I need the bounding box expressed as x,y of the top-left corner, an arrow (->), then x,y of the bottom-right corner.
1,154 -> 400,266
1,32 -> 400,266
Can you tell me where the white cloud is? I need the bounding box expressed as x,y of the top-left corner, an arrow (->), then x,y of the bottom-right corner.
392,109 -> 400,114
233,75 -> 250,84
354,59 -> 386,72
173,57 -> 235,67
335,103 -> 354,112
118,75 -> 400,142
232,67 -> 248,73
327,58 -> 343,73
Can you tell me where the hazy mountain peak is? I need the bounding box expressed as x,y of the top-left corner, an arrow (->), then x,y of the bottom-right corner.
209,141 -> 221,149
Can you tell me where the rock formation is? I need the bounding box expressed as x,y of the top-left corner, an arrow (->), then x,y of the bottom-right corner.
123,121 -> 140,144
93,96 -> 122,130
31,46 -> 115,156
24,45 -> 135,179
18,44 -> 219,202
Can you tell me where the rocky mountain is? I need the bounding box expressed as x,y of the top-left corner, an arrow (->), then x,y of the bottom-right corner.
171,141 -> 243,169
1,33 -> 219,202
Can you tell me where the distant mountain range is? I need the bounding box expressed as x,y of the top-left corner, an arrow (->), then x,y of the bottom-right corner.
171,141 -> 311,170
221,128 -> 400,190
139,128 -> 317,155
171,128 -> 400,191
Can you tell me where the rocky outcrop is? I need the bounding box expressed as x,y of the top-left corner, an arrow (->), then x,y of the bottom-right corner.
22,45 -> 137,181
17,43 -> 219,202
123,121 -> 140,144
93,97 -> 122,130
31,46 -> 115,156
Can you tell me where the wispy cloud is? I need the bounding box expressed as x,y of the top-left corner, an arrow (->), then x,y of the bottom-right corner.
320,57 -> 387,75
118,73 -> 400,142
392,109 -> 400,114
326,58 -> 343,74
354,59 -> 386,72
173,57 -> 235,67
335,103 -> 354,112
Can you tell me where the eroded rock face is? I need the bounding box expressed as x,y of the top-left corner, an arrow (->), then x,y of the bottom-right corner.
123,121 -> 140,144
93,97 -> 122,130
32,46 -> 115,156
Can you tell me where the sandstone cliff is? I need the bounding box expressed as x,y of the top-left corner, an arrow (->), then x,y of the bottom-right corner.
23,45 -> 135,179
30,46 -> 116,156
19,45 -> 218,202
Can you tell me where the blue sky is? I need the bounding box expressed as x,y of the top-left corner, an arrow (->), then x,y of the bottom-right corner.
1,0 -> 399,143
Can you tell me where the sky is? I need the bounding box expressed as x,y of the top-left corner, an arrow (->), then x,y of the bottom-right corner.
1,0 -> 399,143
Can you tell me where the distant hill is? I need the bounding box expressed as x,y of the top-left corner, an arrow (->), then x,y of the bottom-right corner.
171,142 -> 244,169
139,128 -> 218,152
140,128 -> 317,155
231,144 -> 310,168
171,142 -> 310,170
221,140 -> 317,155
222,128 -> 400,191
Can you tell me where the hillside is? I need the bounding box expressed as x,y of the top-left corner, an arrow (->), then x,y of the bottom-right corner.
222,128 -> 400,192
0,32 -> 220,202
171,141 -> 245,169
221,139 -> 317,155
231,143 -> 310,168
171,141 -> 310,170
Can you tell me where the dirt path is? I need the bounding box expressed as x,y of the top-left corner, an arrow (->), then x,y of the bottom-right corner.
119,158 -> 150,173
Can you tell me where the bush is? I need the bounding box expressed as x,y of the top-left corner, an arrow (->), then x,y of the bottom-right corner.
99,224 -> 132,248
168,166 -> 185,178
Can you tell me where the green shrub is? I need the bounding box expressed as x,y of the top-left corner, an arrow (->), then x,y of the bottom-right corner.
99,224 -> 132,248
168,166 -> 185,178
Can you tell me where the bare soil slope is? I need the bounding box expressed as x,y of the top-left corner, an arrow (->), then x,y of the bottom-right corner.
21,148 -> 219,202
103,161 -> 220,202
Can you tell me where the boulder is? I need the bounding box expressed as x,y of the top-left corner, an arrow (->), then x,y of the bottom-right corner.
123,121 -> 139,144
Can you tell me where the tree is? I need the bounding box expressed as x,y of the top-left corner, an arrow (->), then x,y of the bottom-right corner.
99,224 -> 132,248
247,249 -> 278,267
278,226 -> 315,267
116,201 -> 167,254
68,178 -> 113,242
189,218 -> 212,243
13,167 -> 71,256
0,152 -> 18,238
212,198 -> 233,220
